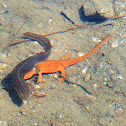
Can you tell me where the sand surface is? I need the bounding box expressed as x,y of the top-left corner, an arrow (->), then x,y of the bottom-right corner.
0,0 -> 126,126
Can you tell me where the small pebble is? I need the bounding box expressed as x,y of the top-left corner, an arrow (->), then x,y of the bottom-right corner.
3,4 -> 7,8
108,69 -> 115,74
19,109 -> 27,116
59,114 -> 63,118
117,75 -> 123,80
106,82 -> 114,88
53,73 -> 58,78
111,42 -> 119,48
23,100 -> 28,105
92,36 -> 101,42
104,77 -> 107,81
34,123 -> 38,126
84,106 -> 89,110
48,18 -> 52,23
34,41 -> 39,44
78,52 -> 84,57
82,66 -> 88,74
34,84 -> 40,89
115,1 -> 123,5
50,39 -> 54,45
0,69 -> 4,73
93,83 -> 98,90
118,107 -> 124,112
100,62 -> 103,68
1,53 -> 7,58
1,10 -> 8,14
84,73 -> 90,81
0,63 -> 7,69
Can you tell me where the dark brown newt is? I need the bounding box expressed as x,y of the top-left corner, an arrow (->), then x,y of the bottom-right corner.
2,32 -> 52,101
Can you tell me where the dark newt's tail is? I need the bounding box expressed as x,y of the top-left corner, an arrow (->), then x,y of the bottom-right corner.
23,32 -> 52,52
23,32 -> 52,64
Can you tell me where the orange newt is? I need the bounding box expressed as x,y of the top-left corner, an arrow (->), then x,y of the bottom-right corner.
24,35 -> 111,84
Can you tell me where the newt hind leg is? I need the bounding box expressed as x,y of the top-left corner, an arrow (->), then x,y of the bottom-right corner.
58,67 -> 66,83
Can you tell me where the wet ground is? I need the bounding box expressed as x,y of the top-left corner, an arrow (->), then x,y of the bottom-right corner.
0,0 -> 126,126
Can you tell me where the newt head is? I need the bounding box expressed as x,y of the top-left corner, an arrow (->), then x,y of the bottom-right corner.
15,82 -> 32,101
24,67 -> 38,80
1,73 -> 33,101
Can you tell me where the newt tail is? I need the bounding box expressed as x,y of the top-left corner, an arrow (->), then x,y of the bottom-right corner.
24,35 -> 111,83
63,35 -> 111,68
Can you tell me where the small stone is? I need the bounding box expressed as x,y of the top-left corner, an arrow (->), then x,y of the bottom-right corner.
115,1 -> 123,5
93,83 -> 99,90
48,18 -> 52,23
0,69 -> 3,73
1,10 -> 8,14
78,52 -> 84,57
34,123 -> 38,126
53,73 -> 58,78
106,82 -> 115,88
82,66 -> 88,74
104,77 -> 107,81
92,36 -> 101,42
84,106 -> 89,110
117,75 -> 123,80
19,109 -> 27,116
84,73 -> 90,81
3,4 -> 7,8
0,63 -> 7,69
111,42 -> 118,48
1,53 -> 7,58
34,84 -> 40,89
108,69 -> 116,74
100,62 -> 103,68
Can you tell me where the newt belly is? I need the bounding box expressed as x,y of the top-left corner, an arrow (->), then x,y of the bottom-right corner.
2,32 -> 52,100
24,35 -> 111,83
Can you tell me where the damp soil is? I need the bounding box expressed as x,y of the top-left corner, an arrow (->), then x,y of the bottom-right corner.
0,0 -> 126,126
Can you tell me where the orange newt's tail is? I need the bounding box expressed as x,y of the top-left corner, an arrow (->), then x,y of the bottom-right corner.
63,35 -> 111,68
